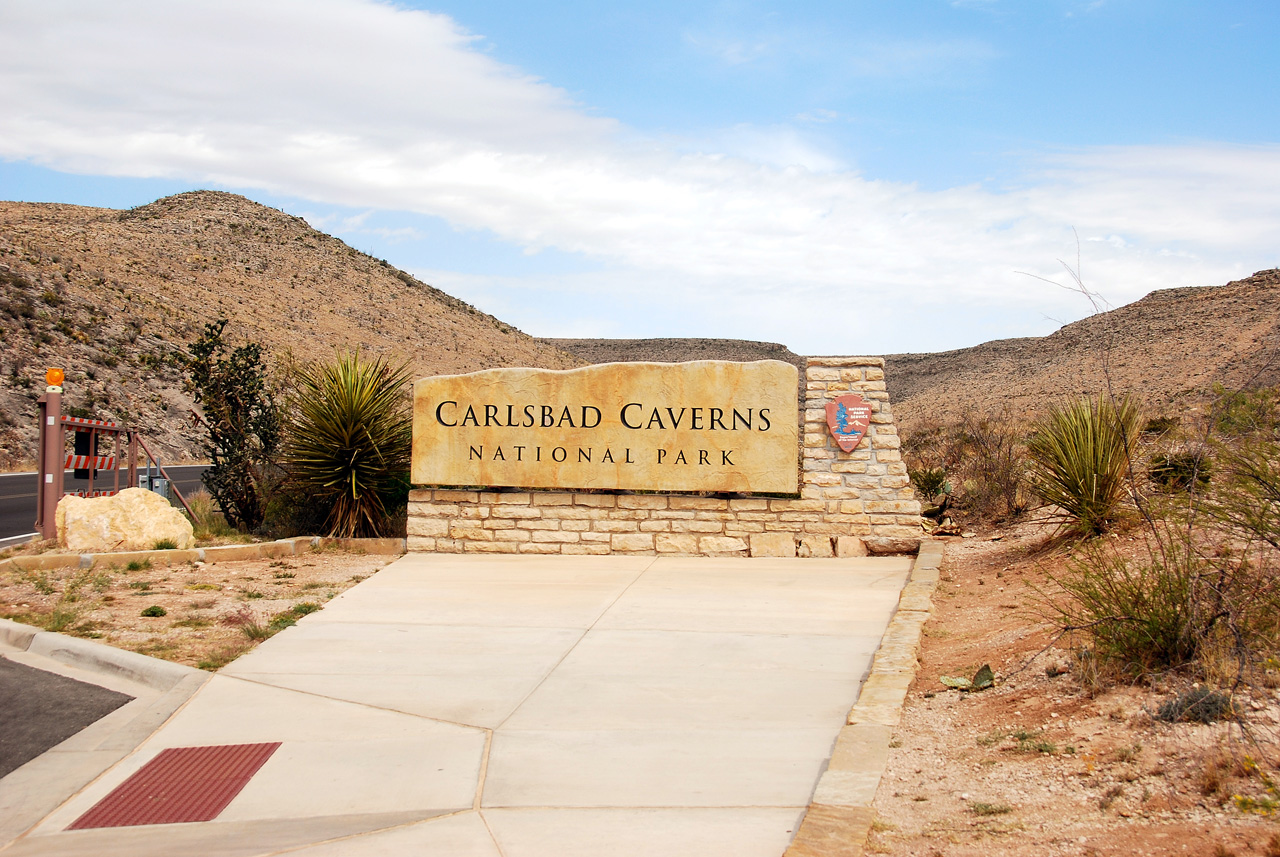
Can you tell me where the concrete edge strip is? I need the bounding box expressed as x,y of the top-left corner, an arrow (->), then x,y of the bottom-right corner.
783,539 -> 944,857
0,536 -> 407,574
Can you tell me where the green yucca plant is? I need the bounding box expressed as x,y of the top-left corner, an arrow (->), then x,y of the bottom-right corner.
1027,394 -> 1141,536
286,351 -> 412,538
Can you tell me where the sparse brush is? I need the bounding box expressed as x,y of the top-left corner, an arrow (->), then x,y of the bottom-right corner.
1156,686 -> 1233,724
284,350 -> 412,538
222,605 -> 272,640
186,488 -> 237,538
1027,394 -> 1141,536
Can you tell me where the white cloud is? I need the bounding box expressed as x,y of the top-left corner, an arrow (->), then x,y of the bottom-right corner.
0,0 -> 1276,354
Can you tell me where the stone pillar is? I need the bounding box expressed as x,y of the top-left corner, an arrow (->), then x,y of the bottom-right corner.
802,357 -> 922,555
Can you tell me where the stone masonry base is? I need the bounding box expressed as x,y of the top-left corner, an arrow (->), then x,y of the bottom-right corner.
407,357 -> 923,557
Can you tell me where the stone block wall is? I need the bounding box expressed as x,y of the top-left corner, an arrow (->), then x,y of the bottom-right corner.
407,357 -> 922,556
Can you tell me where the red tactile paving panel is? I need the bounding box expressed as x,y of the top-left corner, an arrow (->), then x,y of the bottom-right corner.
69,743 -> 281,829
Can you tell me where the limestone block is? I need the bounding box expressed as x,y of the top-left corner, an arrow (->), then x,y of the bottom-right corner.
593,519 -> 640,533
481,491 -> 532,505
532,530 -> 580,543
618,495 -> 669,510
771,499 -> 825,512
807,368 -> 842,381
518,542 -> 562,554
531,492 -> 574,506
699,535 -> 748,554
836,536 -> 868,558
495,529 -> 532,542
406,536 -> 435,552
669,520 -> 725,534
433,490 -> 479,502
573,494 -> 617,507
57,488 -> 195,553
407,502 -> 459,517
725,519 -> 765,532
639,520 -> 671,532
449,524 -> 494,541
728,498 -> 768,511
668,496 -> 729,511
467,541 -> 519,553
413,361 -> 799,493
750,533 -> 796,558
407,517 -> 449,537
561,543 -> 611,555
655,533 -> 699,553
611,533 -> 655,551
865,536 -> 922,555
798,535 -> 835,558
560,520 -> 590,532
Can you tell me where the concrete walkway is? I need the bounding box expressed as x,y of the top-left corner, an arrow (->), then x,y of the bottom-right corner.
3,554 -> 911,856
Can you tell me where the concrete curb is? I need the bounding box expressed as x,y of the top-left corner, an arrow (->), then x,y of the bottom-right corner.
0,617 -> 201,691
0,536 -> 407,574
784,539 -> 944,857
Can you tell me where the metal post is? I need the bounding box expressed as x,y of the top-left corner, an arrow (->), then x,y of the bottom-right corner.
35,370 -> 65,540
128,430 -> 137,490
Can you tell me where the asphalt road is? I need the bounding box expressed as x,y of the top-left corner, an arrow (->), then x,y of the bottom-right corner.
0,657 -> 134,778
0,465 -> 208,541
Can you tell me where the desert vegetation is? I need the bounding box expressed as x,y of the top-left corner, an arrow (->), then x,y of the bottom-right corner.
906,382 -> 1280,694
184,319 -> 412,539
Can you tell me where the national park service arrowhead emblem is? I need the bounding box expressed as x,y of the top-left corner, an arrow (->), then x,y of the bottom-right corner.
825,394 -> 872,453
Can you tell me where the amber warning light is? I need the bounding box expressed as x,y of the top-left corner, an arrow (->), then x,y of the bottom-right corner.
46,367 -> 64,391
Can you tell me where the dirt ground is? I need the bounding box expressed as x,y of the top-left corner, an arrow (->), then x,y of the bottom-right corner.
0,545 -> 395,669
870,518 -> 1280,857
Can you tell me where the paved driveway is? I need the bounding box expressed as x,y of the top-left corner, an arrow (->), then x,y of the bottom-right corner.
9,554 -> 911,857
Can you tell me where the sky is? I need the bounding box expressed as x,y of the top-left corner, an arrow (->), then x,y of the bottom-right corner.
0,0 -> 1277,355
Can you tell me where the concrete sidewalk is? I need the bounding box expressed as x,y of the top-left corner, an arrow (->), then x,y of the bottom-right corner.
3,554 -> 912,856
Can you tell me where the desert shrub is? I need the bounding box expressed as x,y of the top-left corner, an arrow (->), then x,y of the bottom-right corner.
1150,449 -> 1211,492
1044,518 -> 1280,681
284,351 -> 412,538
140,605 -> 167,618
1212,384 -> 1279,438
1156,686 -> 1234,723
908,465 -> 948,500
185,489 -> 236,539
1027,395 -> 1141,536
185,319 -> 281,531
1207,427 -> 1280,551
953,412 -> 1030,523
902,414 -> 1028,524
258,483 -> 333,538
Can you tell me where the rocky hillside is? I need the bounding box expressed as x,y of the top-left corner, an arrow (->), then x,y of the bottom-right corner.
0,191 -> 579,468
541,337 -> 805,371
3,187 -> 1274,468
883,268 -> 1280,433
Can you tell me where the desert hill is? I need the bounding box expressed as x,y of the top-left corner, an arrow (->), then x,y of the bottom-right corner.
541,337 -> 805,371
0,191 -> 579,467
2,188 -> 1275,468
882,268 -> 1280,433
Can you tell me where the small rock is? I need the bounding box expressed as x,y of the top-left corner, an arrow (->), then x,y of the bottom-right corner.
962,532 -> 977,538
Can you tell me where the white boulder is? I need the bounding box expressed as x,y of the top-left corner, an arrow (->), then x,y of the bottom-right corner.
57,487 -> 195,552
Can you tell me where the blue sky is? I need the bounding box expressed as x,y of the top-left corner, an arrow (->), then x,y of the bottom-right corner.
1,0 -> 1277,354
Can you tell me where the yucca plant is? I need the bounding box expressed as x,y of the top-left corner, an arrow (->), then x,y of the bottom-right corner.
1027,394 -> 1141,536
285,351 -> 412,538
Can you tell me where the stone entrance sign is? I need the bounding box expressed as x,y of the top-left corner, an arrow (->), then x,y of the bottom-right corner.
412,361 -> 798,494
